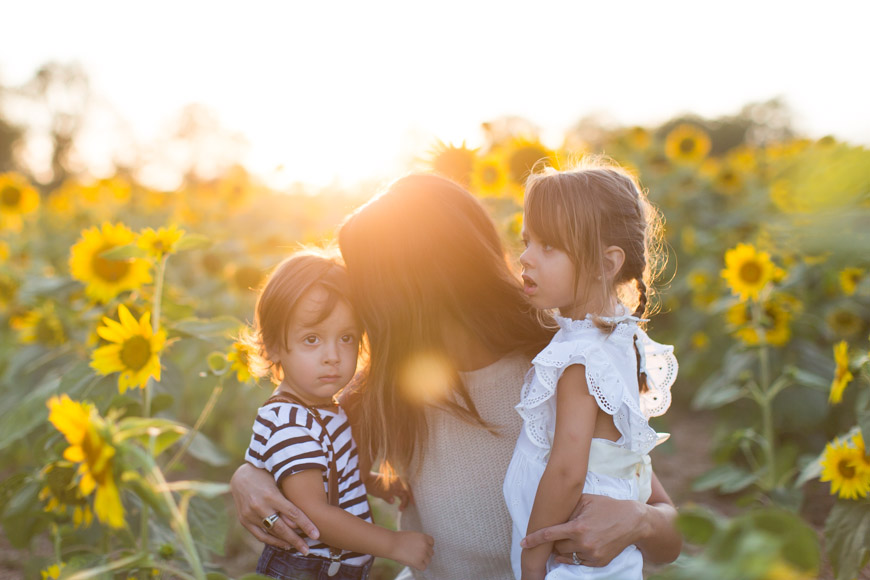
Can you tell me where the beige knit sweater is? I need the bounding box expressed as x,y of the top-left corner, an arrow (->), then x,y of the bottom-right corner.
395,353 -> 530,580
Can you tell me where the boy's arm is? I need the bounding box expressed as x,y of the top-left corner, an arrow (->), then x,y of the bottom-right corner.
521,364 -> 598,580
280,469 -> 433,570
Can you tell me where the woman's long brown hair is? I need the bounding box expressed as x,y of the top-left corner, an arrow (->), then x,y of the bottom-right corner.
338,174 -> 552,479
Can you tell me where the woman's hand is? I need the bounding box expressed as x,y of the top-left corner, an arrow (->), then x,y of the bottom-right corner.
230,463 -> 320,553
520,473 -> 680,567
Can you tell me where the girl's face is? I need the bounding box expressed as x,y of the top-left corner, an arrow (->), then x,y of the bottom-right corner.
519,225 -> 578,316
274,287 -> 360,406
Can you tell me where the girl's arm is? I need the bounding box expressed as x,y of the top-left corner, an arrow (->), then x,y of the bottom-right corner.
280,469 -> 434,570
520,463 -> 681,567
229,462 -> 319,553
521,364 -> 598,580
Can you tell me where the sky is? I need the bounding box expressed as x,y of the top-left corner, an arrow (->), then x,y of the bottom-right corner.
2,0 -> 868,188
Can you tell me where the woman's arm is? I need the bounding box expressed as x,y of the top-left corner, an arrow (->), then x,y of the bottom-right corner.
229,462 -> 319,553
520,463 -> 681,566
521,364 -> 598,580
281,470 -> 434,570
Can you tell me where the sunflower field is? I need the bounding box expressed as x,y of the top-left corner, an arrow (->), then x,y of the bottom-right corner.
1,101 -> 870,580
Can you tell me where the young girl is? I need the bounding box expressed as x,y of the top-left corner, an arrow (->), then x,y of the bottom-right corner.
243,249 -> 434,579
503,162 -> 678,580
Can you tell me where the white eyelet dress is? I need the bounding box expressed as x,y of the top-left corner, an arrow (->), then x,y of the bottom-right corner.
502,313 -> 678,580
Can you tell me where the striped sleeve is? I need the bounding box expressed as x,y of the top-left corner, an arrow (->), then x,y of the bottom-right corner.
245,403 -> 328,484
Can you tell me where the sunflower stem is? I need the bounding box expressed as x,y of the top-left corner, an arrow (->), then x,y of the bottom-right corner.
164,377 -> 225,472
751,299 -> 776,491
130,445 -> 207,580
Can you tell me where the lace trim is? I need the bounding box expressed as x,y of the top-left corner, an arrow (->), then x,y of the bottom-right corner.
515,317 -> 678,456
515,344 -> 659,456
636,328 -> 678,418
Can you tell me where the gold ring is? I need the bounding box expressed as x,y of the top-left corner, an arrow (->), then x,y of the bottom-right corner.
262,513 -> 280,529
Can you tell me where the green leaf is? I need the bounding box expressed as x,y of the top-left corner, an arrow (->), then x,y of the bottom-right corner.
120,471 -> 172,521
188,495 -> 228,557
824,500 -> 870,580
676,507 -> 721,545
691,381 -> 745,410
743,509 -> 819,571
0,479 -> 44,548
117,417 -> 188,457
786,366 -> 831,391
692,465 -> 760,494
150,393 -> 175,415
156,480 -> 230,498
172,317 -> 244,341
185,431 -> 231,466
796,456 -> 823,487
99,243 -> 148,260
174,233 -> 212,251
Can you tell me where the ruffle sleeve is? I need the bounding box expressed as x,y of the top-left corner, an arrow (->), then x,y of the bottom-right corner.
514,316 -> 676,456
636,328 -> 678,418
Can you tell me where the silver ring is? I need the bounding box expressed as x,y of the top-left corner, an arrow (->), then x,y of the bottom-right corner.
262,513 -> 280,529
572,552 -> 582,566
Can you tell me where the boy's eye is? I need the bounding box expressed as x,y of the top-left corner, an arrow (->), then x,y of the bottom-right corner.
340,334 -> 357,344
303,335 -> 319,345
521,238 -> 529,248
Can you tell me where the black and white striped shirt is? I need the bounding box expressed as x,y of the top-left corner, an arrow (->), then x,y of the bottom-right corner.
245,401 -> 373,565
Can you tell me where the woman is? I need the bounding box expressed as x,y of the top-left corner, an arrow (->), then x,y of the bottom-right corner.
230,174 -> 681,579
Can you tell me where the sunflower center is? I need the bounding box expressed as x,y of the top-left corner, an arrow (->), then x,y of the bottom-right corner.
37,317 -> 61,344
679,138 -> 696,154
120,335 -> 152,372
838,459 -> 856,479
739,261 -> 763,284
91,245 -> 131,282
482,166 -> 498,185
1,185 -> 21,207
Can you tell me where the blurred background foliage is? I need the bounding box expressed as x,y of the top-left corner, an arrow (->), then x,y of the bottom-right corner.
1,62 -> 869,579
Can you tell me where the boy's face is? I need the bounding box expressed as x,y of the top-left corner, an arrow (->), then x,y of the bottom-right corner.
275,287 -> 360,406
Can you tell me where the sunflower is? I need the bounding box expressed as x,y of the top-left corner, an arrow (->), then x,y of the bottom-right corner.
138,224 -> 185,260
664,124 -> 711,165
819,437 -> 870,499
0,172 -> 40,231
839,267 -> 864,296
688,269 -> 718,310
825,306 -> 864,338
0,240 -> 9,262
46,395 -> 124,528
10,302 -> 66,345
227,340 -> 255,383
763,560 -> 815,580
711,162 -> 745,195
41,564 -> 64,580
769,180 -> 811,213
721,243 -> 780,301
91,304 -> 166,393
470,153 -> 509,197
427,141 -> 478,187
39,462 -> 94,528
504,137 -> 556,188
726,298 -> 794,347
829,341 -> 853,404
69,222 -> 152,303
624,126 -> 651,151
850,431 -> 870,475
691,332 -> 710,350
217,166 -> 253,208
